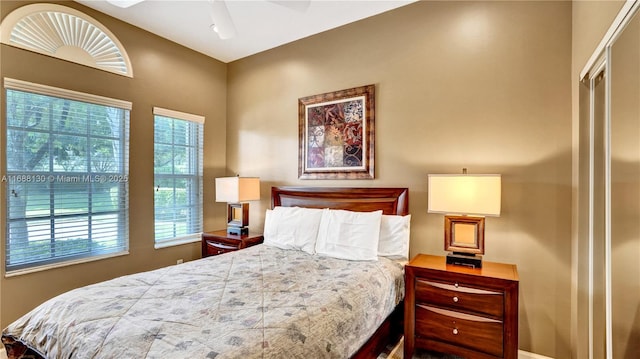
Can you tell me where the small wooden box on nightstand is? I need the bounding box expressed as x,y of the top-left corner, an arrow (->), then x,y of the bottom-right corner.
404,254 -> 519,359
201,230 -> 263,258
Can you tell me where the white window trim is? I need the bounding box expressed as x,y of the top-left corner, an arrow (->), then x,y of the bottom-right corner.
153,107 -> 205,124
4,78 -> 132,110
154,234 -> 201,250
4,79 -> 131,274
5,251 -> 129,278
153,107 -> 204,248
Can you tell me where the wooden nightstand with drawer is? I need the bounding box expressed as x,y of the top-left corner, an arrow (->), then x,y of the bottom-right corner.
201,230 -> 263,258
404,254 -> 519,359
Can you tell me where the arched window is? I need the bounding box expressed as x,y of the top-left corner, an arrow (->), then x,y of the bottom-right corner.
0,3 -> 133,77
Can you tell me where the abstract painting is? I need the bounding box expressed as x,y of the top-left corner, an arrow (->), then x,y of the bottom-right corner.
298,84 -> 375,179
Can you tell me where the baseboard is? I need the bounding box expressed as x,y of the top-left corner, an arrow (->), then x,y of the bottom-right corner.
518,350 -> 554,359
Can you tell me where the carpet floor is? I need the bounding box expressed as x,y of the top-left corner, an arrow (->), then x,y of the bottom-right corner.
378,337 -> 463,359
0,337 -> 461,359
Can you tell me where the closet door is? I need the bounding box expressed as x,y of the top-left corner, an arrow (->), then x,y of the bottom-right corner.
580,3 -> 640,359
578,61 -> 608,359
577,70 -> 593,359
610,11 -> 640,359
592,67 -> 608,359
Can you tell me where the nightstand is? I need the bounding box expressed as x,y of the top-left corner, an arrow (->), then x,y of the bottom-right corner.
404,254 -> 519,359
201,230 -> 263,258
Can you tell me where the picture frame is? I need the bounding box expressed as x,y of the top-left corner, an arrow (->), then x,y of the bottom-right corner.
298,84 -> 375,179
444,215 -> 485,255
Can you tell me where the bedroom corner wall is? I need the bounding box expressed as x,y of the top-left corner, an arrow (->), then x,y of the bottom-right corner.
226,1 -> 572,357
0,1 -> 228,326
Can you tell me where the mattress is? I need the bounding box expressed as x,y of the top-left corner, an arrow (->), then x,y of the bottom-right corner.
2,244 -> 405,358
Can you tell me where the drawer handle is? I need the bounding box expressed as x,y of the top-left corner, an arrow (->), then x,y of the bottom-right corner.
418,280 -> 500,295
453,328 -> 459,335
453,296 -> 459,303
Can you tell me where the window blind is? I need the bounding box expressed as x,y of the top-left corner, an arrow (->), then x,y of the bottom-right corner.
4,79 -> 130,273
153,107 -> 203,246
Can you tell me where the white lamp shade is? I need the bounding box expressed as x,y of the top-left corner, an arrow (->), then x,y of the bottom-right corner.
428,174 -> 501,216
215,177 -> 260,202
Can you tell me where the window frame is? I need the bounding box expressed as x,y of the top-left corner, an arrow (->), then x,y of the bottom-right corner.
3,78 -> 131,276
153,107 -> 204,249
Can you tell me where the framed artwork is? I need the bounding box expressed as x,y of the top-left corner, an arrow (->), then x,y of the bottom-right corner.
298,84 -> 375,179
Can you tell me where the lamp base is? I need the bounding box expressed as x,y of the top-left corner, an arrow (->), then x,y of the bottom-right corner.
446,252 -> 483,268
227,226 -> 248,236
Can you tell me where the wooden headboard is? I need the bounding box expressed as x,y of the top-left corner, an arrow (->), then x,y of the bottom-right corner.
271,187 -> 409,215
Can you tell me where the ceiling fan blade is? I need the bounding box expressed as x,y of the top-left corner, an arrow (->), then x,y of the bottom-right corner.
268,0 -> 311,13
106,0 -> 145,8
210,0 -> 237,40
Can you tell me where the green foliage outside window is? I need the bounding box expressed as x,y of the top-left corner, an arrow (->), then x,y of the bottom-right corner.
5,88 -> 130,271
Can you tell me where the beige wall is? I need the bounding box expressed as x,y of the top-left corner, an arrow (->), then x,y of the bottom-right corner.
0,1 -> 228,325
227,1 -> 572,357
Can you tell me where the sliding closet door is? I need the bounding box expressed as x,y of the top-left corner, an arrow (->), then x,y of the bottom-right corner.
578,64 -> 608,359
579,3 -> 640,359
610,10 -> 640,359
577,74 -> 593,359
592,68 -> 608,359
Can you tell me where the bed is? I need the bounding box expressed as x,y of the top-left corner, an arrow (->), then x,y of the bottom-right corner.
2,186 -> 409,359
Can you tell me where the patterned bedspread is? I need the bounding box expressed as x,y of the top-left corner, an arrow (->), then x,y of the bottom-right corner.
2,245 -> 404,359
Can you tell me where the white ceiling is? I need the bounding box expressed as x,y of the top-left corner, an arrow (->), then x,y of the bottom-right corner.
75,0 -> 417,63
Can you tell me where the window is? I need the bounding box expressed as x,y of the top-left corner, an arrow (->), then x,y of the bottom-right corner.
153,108 -> 203,247
4,78 -> 131,274
0,3 -> 133,77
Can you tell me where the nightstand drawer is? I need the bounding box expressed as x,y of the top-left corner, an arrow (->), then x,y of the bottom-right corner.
416,304 -> 504,358
204,240 -> 239,256
415,279 -> 504,319
202,234 -> 242,247
201,230 -> 264,258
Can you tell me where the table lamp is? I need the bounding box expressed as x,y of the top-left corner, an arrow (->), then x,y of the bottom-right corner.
215,176 -> 260,235
427,170 -> 501,268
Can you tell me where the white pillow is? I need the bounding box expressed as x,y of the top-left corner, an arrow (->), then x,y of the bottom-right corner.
378,214 -> 411,260
263,206 -> 324,254
315,209 -> 383,261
